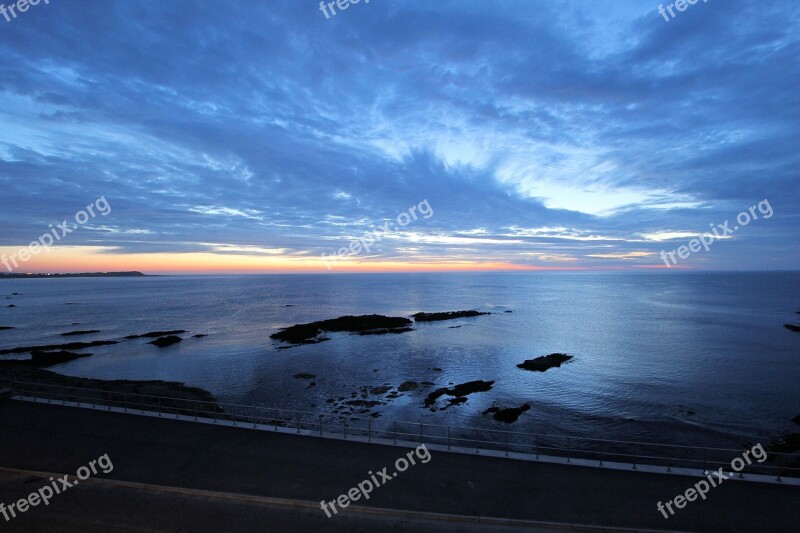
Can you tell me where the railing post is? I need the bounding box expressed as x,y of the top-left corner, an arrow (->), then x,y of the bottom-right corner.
567,437 -> 571,463
447,427 -> 451,451
394,421 -> 397,445
419,423 -> 423,444
368,419 -> 372,442
296,413 -> 300,434
505,432 -> 509,457
319,415 -> 323,436
475,429 -> 479,454
536,435 -> 539,460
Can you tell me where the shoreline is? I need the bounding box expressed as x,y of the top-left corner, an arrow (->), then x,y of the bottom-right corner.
0,362 -> 219,413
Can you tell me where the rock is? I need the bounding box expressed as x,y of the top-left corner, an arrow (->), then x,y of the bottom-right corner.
517,353 -> 573,372
61,330 -> 100,337
307,382 -> 316,389
0,340 -> 118,355
424,380 -> 495,407
504,310 -> 513,313
7,305 -> 16,308
344,400 -> 382,408
293,373 -> 316,380
193,334 -> 208,338
448,325 -> 462,329
125,330 -> 187,339
148,336 -> 183,348
429,367 -> 442,372
397,381 -> 419,392
767,434 -> 800,454
271,315 -> 413,345
412,310 -> 490,322
447,397 -> 468,406
0,326 -> 14,330
369,385 -> 392,395
792,415 -> 800,425
31,350 -> 92,367
484,403 -> 531,423
358,327 -> 413,336
784,324 -> 800,333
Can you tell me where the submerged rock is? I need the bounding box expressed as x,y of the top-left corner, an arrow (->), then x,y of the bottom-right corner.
784,324 -> 800,333
517,353 -> 573,372
148,336 -> 183,348
293,373 -> 316,380
412,310 -> 490,322
125,330 -> 187,339
767,434 -> 800,454
270,315 -> 413,345
369,385 -> 392,395
344,399 -> 383,408
397,381 -> 419,392
31,350 -> 92,367
483,403 -> 531,423
424,380 -> 495,407
357,327 -> 413,336
0,340 -> 118,355
61,330 -> 100,337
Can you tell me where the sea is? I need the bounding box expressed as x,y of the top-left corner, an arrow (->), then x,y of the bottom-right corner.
1,271 -> 799,451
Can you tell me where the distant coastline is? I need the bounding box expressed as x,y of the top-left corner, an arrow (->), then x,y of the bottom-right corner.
0,271 -> 149,279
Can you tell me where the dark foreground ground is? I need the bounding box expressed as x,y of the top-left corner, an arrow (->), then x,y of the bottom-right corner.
0,400 -> 797,532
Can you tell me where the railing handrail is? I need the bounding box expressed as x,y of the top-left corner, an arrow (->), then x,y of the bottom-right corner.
4,379 -> 799,471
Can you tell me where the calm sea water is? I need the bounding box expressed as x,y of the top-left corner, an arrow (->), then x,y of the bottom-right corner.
1,272 -> 799,449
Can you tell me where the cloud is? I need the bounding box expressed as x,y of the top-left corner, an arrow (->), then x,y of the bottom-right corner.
0,0 -> 797,271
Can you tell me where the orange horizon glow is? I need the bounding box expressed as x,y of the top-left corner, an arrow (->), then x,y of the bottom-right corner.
0,246 -> 699,275
0,246 -> 598,275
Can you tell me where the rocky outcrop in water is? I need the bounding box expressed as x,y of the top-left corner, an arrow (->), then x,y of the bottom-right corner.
0,340 -> 118,355
424,380 -> 494,408
784,324 -> 800,333
517,353 -> 573,372
61,330 -> 100,337
271,315 -> 413,345
483,403 -> 531,423
412,310 -> 490,322
31,350 -> 92,367
125,330 -> 187,339
149,336 -> 183,348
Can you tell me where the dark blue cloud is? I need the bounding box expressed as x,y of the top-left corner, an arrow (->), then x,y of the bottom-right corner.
0,0 -> 798,269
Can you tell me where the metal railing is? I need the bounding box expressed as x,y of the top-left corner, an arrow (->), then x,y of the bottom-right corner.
3,379 -> 799,480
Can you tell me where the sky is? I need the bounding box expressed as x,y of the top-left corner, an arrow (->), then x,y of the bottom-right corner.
0,0 -> 798,274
